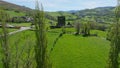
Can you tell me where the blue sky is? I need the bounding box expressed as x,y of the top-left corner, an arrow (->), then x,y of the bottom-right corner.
4,0 -> 116,11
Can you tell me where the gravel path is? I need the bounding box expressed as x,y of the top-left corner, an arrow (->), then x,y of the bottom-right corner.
8,27 -> 31,35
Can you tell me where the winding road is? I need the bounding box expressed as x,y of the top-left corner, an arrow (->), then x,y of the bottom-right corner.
8,27 -> 31,35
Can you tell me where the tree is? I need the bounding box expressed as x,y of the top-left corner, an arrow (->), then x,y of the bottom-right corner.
75,22 -> 81,35
33,0 -> 51,68
0,9 -> 10,68
108,0 -> 120,68
74,21 -> 81,35
81,22 -> 91,36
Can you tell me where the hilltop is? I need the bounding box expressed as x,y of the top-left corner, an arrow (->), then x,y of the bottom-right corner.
0,0 -> 31,12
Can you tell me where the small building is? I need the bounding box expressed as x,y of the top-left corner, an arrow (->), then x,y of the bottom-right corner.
56,16 -> 65,27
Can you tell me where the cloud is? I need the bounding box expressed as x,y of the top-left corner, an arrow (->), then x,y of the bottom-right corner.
4,0 -> 116,11
81,0 -> 116,9
82,1 -> 100,9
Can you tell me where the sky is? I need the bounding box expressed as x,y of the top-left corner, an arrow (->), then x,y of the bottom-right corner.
4,0 -> 116,11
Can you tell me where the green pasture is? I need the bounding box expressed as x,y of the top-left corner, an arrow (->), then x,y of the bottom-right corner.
10,23 -> 31,27
51,34 -> 110,68
6,10 -> 25,17
0,28 -> 110,68
0,28 -> 17,33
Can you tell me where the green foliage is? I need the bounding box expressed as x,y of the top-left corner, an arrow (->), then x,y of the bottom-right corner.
108,0 -> 120,68
74,7 -> 115,23
74,21 -> 81,35
0,9 -> 10,68
0,31 -> 36,68
108,24 -> 120,68
81,22 -> 91,36
33,1 -> 51,68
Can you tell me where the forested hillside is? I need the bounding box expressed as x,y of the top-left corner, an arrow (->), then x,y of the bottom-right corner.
70,7 -> 115,23
0,1 -> 116,24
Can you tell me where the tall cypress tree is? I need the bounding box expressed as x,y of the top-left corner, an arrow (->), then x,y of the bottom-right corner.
108,0 -> 120,68
0,9 -> 10,68
33,0 -> 51,68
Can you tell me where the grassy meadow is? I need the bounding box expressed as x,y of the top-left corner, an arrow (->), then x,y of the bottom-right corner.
0,1 -> 115,67
0,28 -> 110,68
6,10 -> 25,17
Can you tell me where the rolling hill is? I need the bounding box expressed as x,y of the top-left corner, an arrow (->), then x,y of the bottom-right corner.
0,0 -> 116,23
0,0 -> 31,12
71,7 -> 115,23
46,7 -> 116,23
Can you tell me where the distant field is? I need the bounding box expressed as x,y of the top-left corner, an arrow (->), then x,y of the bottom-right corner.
47,12 -> 77,21
0,28 -> 17,33
10,23 -> 31,27
91,30 -> 107,37
6,10 -> 25,17
0,28 -> 110,68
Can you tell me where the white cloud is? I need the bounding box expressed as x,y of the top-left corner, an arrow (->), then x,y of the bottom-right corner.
82,1 -> 100,9
4,0 -> 116,11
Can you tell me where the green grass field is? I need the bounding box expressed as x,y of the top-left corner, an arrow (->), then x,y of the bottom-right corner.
10,23 -> 31,27
47,12 -> 77,21
50,34 -> 110,68
0,28 -> 17,33
0,28 -> 110,68
6,10 -> 25,17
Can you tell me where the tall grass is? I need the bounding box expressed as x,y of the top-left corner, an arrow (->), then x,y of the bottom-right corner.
10,31 -> 36,68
